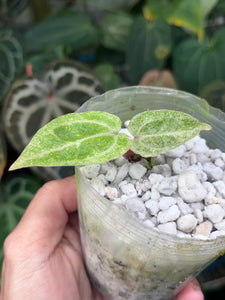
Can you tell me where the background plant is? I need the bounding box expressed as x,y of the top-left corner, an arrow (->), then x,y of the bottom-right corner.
0,0 -> 225,297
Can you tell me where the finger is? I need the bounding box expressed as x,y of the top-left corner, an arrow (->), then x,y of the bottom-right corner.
10,176 -> 77,256
175,279 -> 204,300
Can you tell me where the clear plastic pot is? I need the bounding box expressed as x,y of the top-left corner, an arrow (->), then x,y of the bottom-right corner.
75,86 -> 225,300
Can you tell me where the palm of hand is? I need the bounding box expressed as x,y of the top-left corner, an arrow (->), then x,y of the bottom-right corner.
37,213 -> 108,300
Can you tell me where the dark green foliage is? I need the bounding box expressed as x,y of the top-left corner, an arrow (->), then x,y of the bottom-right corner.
126,17 -> 172,84
0,174 -> 43,281
0,0 -> 27,20
200,80 -> 225,111
100,12 -> 133,51
94,63 -> 120,90
0,27 -> 24,103
173,28 -> 225,94
24,10 -> 99,53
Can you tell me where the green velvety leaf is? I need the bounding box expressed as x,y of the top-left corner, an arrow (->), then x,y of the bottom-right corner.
129,110 -> 211,157
173,28 -> 225,94
10,112 -> 131,169
101,12 -> 133,51
24,11 -> 99,53
94,63 -> 120,90
144,0 -> 218,40
126,16 -> 171,84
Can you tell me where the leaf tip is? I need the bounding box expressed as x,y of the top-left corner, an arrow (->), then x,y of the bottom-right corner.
9,157 -> 25,171
200,122 -> 212,131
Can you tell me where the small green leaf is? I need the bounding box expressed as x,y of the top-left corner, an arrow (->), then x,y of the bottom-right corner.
10,112 -> 131,170
129,110 -> 211,157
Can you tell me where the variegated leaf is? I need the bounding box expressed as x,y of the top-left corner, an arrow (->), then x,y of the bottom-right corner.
10,112 -> 131,170
129,110 -> 211,157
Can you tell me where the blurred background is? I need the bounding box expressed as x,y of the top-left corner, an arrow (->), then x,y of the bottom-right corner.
0,1 -> 225,298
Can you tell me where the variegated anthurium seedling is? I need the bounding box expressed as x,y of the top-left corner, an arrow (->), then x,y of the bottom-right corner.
10,110 -> 211,171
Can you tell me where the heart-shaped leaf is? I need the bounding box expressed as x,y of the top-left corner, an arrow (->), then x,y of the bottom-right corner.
10,112 -> 131,170
129,110 -> 211,157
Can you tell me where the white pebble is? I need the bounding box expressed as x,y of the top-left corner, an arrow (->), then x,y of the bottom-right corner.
80,164 -> 100,179
190,202 -> 204,210
194,208 -> 203,223
157,205 -> 180,223
145,200 -> 159,216
142,190 -> 151,201
196,153 -> 210,164
172,158 -> 187,174
213,181 -> 225,198
154,154 -> 166,165
150,187 -> 160,200
105,186 -> 119,200
135,180 -> 151,194
187,163 -> 208,182
178,170 -> 207,202
190,153 -> 197,165
193,221 -> 213,237
158,176 -> 177,195
100,162 -> 114,174
191,138 -> 209,153
210,149 -> 222,161
203,162 -> 223,181
114,163 -> 129,183
124,120 -> 130,128
114,156 -> 127,167
202,181 -> 216,195
166,145 -> 186,157
215,158 -> 225,168
125,197 -> 147,220
105,166 -> 117,182
204,195 -> 225,209
159,197 -> 176,210
119,182 -> 137,197
184,136 -> 200,150
204,204 -> 225,223
148,173 -> 164,185
176,197 -> 193,215
129,163 -> 147,180
214,220 -> 225,231
210,230 -> 225,239
144,219 -> 155,228
119,128 -> 134,139
157,222 -> 177,235
177,214 -> 197,233
151,164 -> 171,177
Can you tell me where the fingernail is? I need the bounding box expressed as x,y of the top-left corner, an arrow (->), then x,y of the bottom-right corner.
190,279 -> 201,291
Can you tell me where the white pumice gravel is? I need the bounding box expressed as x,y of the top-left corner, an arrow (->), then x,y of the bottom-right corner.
81,132 -> 225,240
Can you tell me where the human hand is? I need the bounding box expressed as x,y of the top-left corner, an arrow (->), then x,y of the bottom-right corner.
0,176 -> 204,300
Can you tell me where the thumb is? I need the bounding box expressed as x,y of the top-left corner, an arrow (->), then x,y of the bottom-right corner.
8,176 -> 77,256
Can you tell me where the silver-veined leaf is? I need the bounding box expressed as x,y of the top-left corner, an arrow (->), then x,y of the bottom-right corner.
10,111 -> 131,170
129,110 -> 211,157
